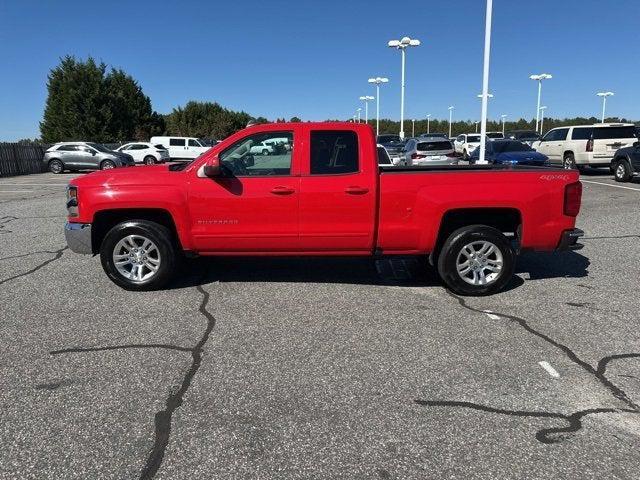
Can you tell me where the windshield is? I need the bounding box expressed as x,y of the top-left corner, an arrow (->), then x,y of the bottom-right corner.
467,135 -> 481,143
493,141 -> 533,153
377,135 -> 401,143
509,131 -> 540,140
87,142 -> 112,153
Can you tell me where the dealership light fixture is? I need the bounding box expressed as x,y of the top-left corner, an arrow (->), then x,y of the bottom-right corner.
448,106 -> 454,138
359,95 -> 375,124
500,114 -> 507,135
596,91 -> 614,123
538,107 -> 547,133
426,114 -> 432,134
368,77 -> 389,136
530,73 -> 552,133
388,36 -> 421,139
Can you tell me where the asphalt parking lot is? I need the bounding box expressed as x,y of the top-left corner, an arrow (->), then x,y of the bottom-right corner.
1,170 -> 639,479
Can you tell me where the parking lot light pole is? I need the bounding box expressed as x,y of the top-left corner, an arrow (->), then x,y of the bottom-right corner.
412,119 -> 415,137
477,0 -> 494,165
368,77 -> 389,136
596,91 -> 614,123
539,106 -> 547,133
475,121 -> 479,133
530,73 -> 552,133
359,96 -> 374,123
501,114 -> 507,135
356,108 -> 362,123
448,106 -> 454,138
388,37 -> 421,139
426,114 -> 431,134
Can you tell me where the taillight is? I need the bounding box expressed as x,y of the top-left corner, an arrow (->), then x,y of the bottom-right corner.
564,181 -> 582,217
586,139 -> 593,152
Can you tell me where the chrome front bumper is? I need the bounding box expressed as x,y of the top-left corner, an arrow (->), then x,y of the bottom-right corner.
64,222 -> 92,254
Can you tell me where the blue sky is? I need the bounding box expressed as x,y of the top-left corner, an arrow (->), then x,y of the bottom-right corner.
0,0 -> 638,140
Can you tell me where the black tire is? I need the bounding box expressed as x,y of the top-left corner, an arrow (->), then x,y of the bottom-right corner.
262,149 -> 269,156
613,159 -> 632,182
100,220 -> 177,291
463,149 -> 469,161
48,159 -> 64,174
563,153 -> 577,170
101,159 -> 116,170
437,225 -> 515,296
143,155 -> 156,165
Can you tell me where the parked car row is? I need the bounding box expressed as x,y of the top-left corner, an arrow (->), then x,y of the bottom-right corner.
376,122 -> 638,182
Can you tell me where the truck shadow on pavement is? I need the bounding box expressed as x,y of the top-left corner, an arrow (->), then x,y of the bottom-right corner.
168,250 -> 590,290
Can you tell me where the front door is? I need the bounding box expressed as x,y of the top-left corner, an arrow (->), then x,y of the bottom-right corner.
298,128 -> 376,253
188,130 -> 300,252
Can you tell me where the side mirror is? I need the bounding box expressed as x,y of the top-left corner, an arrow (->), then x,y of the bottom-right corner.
633,141 -> 640,148
203,156 -> 221,177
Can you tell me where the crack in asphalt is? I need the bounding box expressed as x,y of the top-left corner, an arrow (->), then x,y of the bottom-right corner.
49,280 -> 217,479
582,234 -> 640,240
414,291 -> 640,443
51,344 -> 194,355
0,246 -> 68,286
0,250 -> 67,262
0,215 -> 18,234
414,400 -> 636,444
138,284 -> 216,479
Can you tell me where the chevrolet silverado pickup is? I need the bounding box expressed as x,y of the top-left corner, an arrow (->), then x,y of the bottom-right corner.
64,122 -> 583,296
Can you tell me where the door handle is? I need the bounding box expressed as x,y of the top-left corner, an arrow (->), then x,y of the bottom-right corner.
345,186 -> 369,195
270,186 -> 295,195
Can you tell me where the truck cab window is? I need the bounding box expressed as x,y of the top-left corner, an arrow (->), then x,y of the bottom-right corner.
310,131 -> 359,174
220,132 -> 293,176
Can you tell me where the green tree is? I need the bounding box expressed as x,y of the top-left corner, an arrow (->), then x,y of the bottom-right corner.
165,101 -> 255,139
40,56 -> 162,143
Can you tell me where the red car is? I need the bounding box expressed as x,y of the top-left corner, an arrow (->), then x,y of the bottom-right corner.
64,122 -> 583,296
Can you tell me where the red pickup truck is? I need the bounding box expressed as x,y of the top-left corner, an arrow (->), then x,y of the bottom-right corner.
64,122 -> 583,296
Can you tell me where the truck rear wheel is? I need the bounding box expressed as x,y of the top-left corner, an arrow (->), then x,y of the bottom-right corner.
100,220 -> 177,291
613,160 -> 632,182
437,225 -> 515,296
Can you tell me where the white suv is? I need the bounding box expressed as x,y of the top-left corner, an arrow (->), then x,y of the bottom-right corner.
454,134 -> 482,160
533,123 -> 637,169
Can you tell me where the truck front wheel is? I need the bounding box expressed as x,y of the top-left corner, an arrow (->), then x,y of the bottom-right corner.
437,225 -> 515,296
100,220 -> 177,291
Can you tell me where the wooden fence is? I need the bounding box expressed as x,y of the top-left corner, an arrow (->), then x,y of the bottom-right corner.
0,143 -> 49,177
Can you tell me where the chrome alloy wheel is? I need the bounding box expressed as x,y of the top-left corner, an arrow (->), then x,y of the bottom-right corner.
616,163 -> 626,178
456,240 -> 503,286
112,235 -> 161,282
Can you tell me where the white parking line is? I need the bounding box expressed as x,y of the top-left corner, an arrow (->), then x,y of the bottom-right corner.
0,183 -> 69,186
483,310 -> 501,320
581,180 -> 640,192
538,361 -> 560,378
0,190 -> 33,193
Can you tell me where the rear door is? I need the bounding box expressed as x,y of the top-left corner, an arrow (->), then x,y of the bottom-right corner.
298,126 -> 376,253
169,138 -> 186,159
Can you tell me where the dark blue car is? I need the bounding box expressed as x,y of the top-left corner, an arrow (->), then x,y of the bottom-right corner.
469,140 -> 549,166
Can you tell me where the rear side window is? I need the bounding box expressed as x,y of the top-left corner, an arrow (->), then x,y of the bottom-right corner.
571,127 -> 593,140
188,139 -> 201,147
416,141 -> 453,151
154,144 -> 167,150
310,131 -> 359,175
169,138 -> 185,146
467,135 -> 481,143
56,145 -> 77,151
377,146 -> 392,164
593,126 -> 636,139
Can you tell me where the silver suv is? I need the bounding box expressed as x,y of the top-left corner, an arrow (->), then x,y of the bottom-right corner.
43,142 -> 135,173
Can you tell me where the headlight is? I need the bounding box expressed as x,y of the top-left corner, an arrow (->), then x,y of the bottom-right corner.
66,185 -> 78,217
